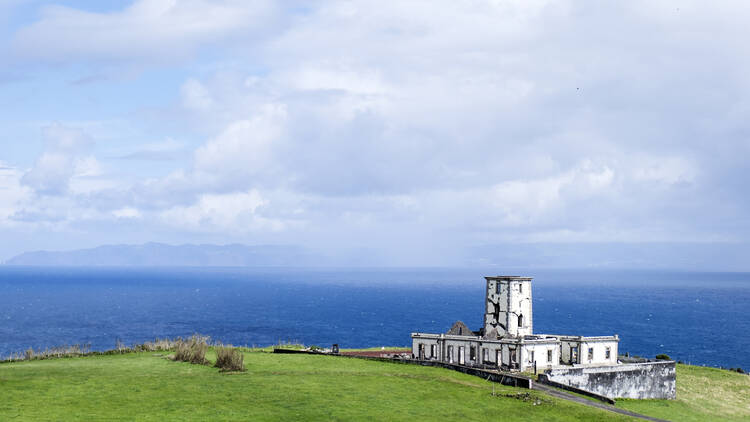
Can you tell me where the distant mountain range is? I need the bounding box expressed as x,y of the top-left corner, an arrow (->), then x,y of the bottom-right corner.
3,243 -> 321,267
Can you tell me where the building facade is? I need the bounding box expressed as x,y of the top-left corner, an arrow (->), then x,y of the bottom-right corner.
411,276 -> 619,372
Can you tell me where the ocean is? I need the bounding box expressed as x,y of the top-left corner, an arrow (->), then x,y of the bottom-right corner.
1,267 -> 748,370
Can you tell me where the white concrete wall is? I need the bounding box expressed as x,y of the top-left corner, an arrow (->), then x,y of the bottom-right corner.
519,343 -> 559,371
484,277 -> 533,338
559,338 -> 618,365
508,280 -> 533,337
542,361 -> 676,399
579,341 -> 618,366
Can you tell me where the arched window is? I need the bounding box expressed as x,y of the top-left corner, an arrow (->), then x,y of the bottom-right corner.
518,314 -> 524,327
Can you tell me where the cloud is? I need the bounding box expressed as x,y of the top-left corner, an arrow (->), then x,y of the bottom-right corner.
11,0 -> 280,64
181,78 -> 214,111
112,207 -> 141,219
133,0 -> 748,247
0,163 -> 32,225
116,138 -> 187,161
21,123 -> 97,195
159,190 -> 286,232
192,104 -> 287,188
4,1 -> 750,267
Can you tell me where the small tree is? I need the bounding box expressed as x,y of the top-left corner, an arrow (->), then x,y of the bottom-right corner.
655,354 -> 671,361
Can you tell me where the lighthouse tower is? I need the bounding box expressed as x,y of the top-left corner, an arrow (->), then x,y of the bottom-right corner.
483,276 -> 533,338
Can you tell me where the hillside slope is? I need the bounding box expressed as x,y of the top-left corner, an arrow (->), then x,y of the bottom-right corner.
0,351 -> 634,421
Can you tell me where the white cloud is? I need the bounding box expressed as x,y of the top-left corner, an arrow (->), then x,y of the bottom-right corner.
192,104 -> 287,185
631,156 -> 697,185
4,1 -> 750,265
0,163 -> 32,225
113,207 -> 141,219
21,123 -> 95,195
160,189 -> 285,232
12,0 -> 279,63
181,78 -> 214,111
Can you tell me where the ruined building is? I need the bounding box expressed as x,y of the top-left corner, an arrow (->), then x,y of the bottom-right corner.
411,275 -> 676,399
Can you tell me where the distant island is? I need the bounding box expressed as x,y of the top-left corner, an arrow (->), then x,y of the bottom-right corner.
3,243 -> 321,267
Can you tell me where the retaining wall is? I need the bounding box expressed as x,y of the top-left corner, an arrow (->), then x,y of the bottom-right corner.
539,361 -> 676,399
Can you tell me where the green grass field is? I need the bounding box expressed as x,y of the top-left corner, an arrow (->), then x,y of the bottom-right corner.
0,350 -> 635,421
617,364 -> 750,422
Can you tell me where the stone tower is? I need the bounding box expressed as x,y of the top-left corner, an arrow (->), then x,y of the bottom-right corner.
483,276 -> 533,338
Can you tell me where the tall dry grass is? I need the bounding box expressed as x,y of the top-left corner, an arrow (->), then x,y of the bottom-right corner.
5,344 -> 92,362
215,345 -> 245,372
3,337 -> 185,363
172,335 -> 209,365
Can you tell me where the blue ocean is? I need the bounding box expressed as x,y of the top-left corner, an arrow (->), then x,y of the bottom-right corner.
1,267 -> 748,370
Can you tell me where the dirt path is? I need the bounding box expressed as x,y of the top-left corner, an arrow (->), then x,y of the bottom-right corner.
531,383 -> 669,422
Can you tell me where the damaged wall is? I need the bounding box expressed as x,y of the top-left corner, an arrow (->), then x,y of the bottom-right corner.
484,276 -> 533,338
539,361 -> 676,399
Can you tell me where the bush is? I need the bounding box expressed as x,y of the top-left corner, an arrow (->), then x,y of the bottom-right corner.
172,335 -> 209,365
655,354 -> 671,361
133,338 -> 178,352
215,345 -> 245,372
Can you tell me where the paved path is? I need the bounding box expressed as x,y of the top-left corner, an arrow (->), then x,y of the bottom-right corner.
531,383 -> 669,421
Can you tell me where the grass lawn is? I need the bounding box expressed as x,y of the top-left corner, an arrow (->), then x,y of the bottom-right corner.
0,350 -> 636,421
616,364 -> 750,422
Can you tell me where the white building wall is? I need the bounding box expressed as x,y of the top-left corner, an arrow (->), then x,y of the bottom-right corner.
579,340 -> 619,366
519,342 -> 559,371
484,276 -> 533,338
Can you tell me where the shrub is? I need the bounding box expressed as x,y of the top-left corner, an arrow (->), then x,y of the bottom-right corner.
655,354 -> 671,361
172,335 -> 209,365
215,345 -> 245,372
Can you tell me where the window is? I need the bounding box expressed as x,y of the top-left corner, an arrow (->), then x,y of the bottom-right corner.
605,347 -> 611,359
430,344 -> 436,359
518,314 -> 523,327
519,283 -> 523,293
547,349 -> 553,363
530,350 -> 535,363
470,346 -> 476,361
588,347 -> 594,361
496,283 -> 501,294
483,348 -> 488,363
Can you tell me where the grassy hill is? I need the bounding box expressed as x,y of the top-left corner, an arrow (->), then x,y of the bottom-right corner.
3,349 -> 748,421
0,349 -> 633,421
617,364 -> 750,422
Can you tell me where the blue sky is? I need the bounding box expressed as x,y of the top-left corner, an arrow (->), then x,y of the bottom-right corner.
1,0 -> 750,268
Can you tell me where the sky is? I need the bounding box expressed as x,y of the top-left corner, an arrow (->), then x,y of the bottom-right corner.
1,0 -> 750,268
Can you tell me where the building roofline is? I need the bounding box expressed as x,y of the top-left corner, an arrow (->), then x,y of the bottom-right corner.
484,276 -> 533,281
